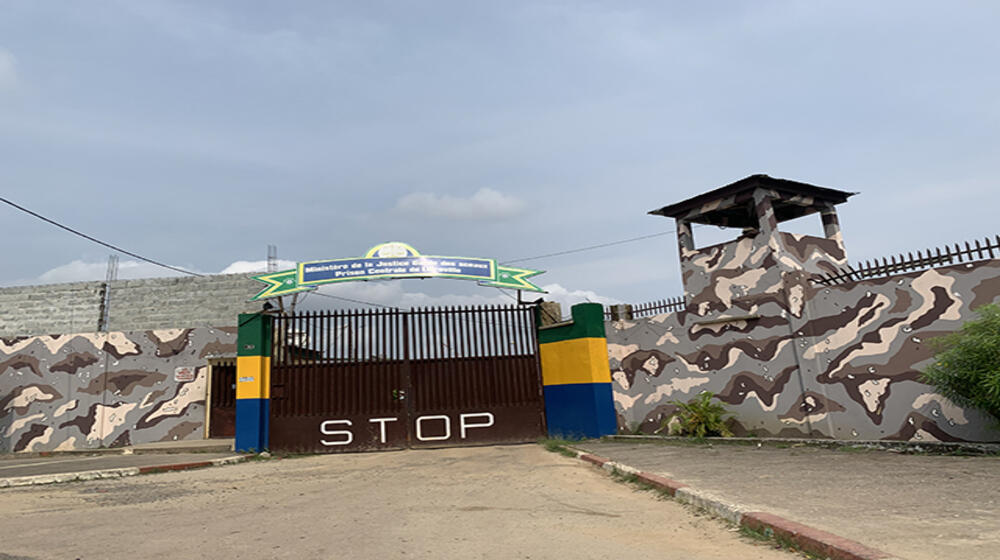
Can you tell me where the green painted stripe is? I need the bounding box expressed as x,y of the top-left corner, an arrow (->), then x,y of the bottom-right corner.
537,303 -> 606,344
237,313 -> 273,357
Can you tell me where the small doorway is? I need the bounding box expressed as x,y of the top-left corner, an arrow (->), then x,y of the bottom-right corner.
208,359 -> 237,438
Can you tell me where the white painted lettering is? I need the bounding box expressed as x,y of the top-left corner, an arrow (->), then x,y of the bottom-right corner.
415,415 -> 451,441
320,419 -> 353,446
369,417 -> 398,443
459,412 -> 494,439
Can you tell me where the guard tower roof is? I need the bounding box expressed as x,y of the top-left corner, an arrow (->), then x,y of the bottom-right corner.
649,174 -> 856,228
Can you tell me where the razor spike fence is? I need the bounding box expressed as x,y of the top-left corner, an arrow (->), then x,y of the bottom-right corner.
812,234 -> 1000,286
604,295 -> 686,320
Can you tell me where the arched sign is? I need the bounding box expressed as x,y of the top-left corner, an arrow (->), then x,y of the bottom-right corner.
250,242 -> 544,301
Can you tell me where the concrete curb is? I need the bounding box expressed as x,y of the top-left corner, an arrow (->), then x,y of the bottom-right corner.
0,455 -> 251,489
2,444 -> 235,459
562,447 -> 903,560
605,434 -> 1000,455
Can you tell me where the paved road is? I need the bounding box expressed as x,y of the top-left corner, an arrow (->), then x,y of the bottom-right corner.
579,440 -> 1000,560
0,453 -> 238,479
0,445 -> 796,560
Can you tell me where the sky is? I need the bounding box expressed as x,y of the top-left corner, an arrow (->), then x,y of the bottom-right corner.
2,1 -> 999,312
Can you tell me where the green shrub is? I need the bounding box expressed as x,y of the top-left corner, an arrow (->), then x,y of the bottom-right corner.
921,303 -> 1000,422
664,391 -> 733,438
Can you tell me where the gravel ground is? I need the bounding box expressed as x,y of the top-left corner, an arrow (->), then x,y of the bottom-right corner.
0,444 -> 798,560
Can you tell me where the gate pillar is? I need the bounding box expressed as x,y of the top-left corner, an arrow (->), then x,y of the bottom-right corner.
235,313 -> 272,452
537,303 -> 617,439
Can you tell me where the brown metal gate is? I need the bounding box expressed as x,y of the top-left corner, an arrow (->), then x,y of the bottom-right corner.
269,305 -> 545,453
209,360 -> 237,438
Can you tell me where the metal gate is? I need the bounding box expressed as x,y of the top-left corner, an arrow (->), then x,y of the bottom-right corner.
208,360 -> 237,438
269,305 -> 545,452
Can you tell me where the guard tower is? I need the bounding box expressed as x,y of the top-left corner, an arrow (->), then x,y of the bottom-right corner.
649,175 -> 855,313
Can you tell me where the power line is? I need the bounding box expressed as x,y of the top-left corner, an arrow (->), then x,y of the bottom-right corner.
308,290 -> 400,309
495,287 -> 562,324
501,230 -> 676,265
0,195 -> 204,277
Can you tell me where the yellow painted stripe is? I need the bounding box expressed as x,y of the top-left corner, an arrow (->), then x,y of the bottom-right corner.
236,355 -> 271,400
539,337 -> 612,386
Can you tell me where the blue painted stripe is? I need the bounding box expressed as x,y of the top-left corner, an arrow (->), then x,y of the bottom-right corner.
235,398 -> 270,452
543,383 -> 617,439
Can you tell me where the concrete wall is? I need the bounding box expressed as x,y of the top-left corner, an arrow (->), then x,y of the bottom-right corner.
0,274 -> 263,337
0,281 -> 106,337
606,259 -> 1000,442
0,327 -> 237,452
105,275 -> 263,332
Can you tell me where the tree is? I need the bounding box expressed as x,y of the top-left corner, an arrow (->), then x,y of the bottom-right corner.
921,303 -> 1000,422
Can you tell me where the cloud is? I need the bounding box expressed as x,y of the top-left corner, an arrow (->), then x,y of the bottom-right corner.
394,188 -> 525,221
37,259 -> 189,283
34,257 -> 297,285
539,283 -> 616,316
0,48 -> 18,90
220,259 -> 297,274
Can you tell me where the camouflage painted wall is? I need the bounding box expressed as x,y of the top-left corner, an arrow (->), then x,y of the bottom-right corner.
678,188 -> 847,313
607,259 -> 1000,443
681,232 -> 847,313
0,327 -> 236,452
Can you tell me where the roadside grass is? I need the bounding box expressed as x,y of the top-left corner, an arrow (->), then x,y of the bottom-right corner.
538,438 -> 583,458
607,468 -> 674,500
739,525 -> 824,560
139,464 -> 211,475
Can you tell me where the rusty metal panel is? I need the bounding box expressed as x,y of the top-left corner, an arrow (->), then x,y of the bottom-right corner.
268,304 -> 544,453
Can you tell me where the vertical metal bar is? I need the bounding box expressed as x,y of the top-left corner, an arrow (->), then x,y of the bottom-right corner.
432,306 -> 442,410
528,306 -> 545,421
314,310 -> 321,415
434,306 -> 446,409
324,310 -> 331,415
401,308 -> 413,446
413,307 -> 423,411
305,311 -> 312,416
491,304 -> 504,406
448,306 -> 458,360
476,304 -> 486,401
500,305 -> 514,405
507,304 -> 519,400
271,315 -> 279,418
384,307 -> 391,414
369,309 -> 377,413
290,312 -> 297,415
346,310 -> 354,414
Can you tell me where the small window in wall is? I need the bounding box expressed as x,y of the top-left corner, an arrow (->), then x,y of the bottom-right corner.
688,198 -> 762,250
777,212 -> 825,238
692,224 -> 748,250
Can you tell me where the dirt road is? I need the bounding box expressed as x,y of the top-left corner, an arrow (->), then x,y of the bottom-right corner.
0,444 -> 796,560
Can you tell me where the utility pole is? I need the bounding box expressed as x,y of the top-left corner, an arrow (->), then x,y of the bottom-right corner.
267,244 -> 298,315
98,254 -> 119,332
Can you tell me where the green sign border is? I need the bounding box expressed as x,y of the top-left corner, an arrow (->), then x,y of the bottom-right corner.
250,242 -> 545,301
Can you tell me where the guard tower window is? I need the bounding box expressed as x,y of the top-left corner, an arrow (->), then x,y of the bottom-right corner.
684,198 -> 760,250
